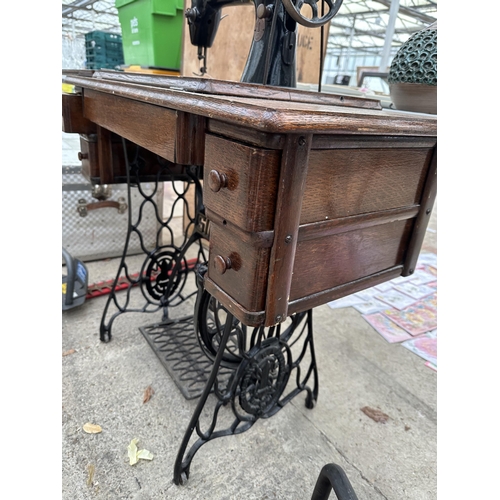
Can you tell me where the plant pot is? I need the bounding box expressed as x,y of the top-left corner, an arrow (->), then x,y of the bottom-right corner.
389,82 -> 437,114
388,22 -> 437,115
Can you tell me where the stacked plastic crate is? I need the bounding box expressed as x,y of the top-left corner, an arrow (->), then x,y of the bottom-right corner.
85,31 -> 125,70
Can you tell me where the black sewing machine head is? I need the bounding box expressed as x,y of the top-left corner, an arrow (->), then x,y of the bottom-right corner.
185,0 -> 343,87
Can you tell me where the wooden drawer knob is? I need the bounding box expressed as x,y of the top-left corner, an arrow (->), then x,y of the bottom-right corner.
213,255 -> 232,274
208,170 -> 228,192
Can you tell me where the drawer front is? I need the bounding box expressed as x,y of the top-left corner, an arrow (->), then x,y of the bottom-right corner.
203,134 -> 281,232
300,148 -> 433,224
207,223 -> 270,313
290,218 -> 414,301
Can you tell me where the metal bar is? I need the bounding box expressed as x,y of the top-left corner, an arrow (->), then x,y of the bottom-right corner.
173,311 -> 236,485
310,463 -> 359,500
62,0 -> 100,17
378,0 -> 400,71
373,0 -> 437,24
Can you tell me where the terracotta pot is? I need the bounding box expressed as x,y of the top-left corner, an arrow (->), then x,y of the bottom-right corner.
388,22 -> 437,115
389,82 -> 437,114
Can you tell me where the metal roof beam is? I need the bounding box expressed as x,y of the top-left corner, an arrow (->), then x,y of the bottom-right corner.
62,1 -> 99,17
328,20 -> 420,42
371,0 -> 437,24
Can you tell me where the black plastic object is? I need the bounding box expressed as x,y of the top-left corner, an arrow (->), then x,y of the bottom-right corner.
333,75 -> 351,86
310,463 -> 359,500
62,248 -> 89,310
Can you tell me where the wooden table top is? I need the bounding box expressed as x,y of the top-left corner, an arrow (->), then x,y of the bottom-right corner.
63,71 -> 436,137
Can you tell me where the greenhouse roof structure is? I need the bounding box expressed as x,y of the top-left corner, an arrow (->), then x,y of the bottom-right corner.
62,0 -> 437,62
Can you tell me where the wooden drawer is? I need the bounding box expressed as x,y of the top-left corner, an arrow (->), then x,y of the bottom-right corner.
79,133 -> 190,185
204,134 -> 437,327
207,221 -> 272,313
203,134 -> 281,232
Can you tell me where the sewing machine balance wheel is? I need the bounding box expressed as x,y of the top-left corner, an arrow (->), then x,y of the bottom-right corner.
281,0 -> 343,28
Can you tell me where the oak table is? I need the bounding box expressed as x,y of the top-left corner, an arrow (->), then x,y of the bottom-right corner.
62,70 -> 437,485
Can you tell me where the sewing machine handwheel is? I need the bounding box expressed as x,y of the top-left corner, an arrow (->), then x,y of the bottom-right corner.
281,0 -> 343,28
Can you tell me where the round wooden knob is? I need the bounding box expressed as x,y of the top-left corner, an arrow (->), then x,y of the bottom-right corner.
213,255 -> 231,275
208,170 -> 228,192
257,4 -> 273,19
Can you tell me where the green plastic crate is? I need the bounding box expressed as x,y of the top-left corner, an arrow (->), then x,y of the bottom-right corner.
115,0 -> 185,70
86,40 -> 124,53
85,31 -> 123,44
84,30 -> 124,69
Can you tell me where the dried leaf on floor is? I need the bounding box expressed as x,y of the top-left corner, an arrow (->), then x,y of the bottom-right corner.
361,406 -> 390,423
137,449 -> 154,461
83,423 -> 102,434
63,349 -> 76,357
143,385 -> 155,404
128,438 -> 139,465
87,464 -> 95,487
128,438 -> 154,465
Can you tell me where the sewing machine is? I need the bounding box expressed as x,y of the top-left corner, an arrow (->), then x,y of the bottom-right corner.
62,0 -> 436,485
185,0 -> 343,86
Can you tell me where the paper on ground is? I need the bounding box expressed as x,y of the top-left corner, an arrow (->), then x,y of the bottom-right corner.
393,282 -> 436,300
374,289 -> 417,310
402,332 -> 437,366
382,300 -> 437,336
417,252 -> 437,267
362,312 -> 413,343
353,299 -> 389,315
128,438 -> 154,465
328,295 -> 365,309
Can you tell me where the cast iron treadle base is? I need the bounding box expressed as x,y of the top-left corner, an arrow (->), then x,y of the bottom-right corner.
139,316 -> 233,400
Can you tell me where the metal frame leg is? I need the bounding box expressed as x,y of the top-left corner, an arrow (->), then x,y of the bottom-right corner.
99,138 -> 207,342
173,310 -> 236,485
173,271 -> 319,485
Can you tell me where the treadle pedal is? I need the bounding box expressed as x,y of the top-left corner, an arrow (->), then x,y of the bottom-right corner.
139,317 -> 233,400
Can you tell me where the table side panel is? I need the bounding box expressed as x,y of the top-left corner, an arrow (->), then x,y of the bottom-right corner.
62,93 -> 96,135
203,130 -> 436,321
300,147 -> 433,224
290,218 -> 414,301
83,89 -> 177,162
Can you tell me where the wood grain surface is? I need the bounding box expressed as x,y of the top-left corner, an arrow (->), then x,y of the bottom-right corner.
208,222 -> 271,313
64,75 -> 436,136
290,219 -> 414,301
203,134 -> 281,232
61,73 -> 437,328
92,70 -> 381,110
83,88 -> 177,162
300,147 -> 432,224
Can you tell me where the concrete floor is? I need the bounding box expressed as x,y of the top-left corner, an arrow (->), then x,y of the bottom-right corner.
62,134 -> 437,500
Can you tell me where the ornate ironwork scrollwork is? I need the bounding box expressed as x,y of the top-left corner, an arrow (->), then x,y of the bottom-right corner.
174,288 -> 319,485
237,338 -> 290,418
99,138 -> 207,342
142,247 -> 189,303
